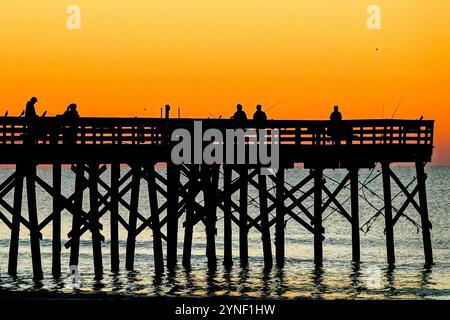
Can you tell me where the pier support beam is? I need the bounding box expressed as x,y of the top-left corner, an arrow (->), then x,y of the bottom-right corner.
69,164 -> 84,267
313,168 -> 324,266
239,168 -> 248,267
223,166 -> 233,268
258,172 -> 273,270
204,165 -> 219,270
8,166 -> 23,276
148,163 -> 164,274
110,163 -> 120,272
89,163 -> 103,279
349,168 -> 360,262
126,164 -> 140,271
275,168 -> 285,268
52,163 -> 62,277
26,165 -> 43,280
382,163 -> 395,265
182,165 -> 196,269
167,164 -> 180,270
416,161 -> 433,265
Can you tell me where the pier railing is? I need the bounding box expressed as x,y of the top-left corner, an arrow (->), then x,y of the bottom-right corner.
0,117 -> 434,146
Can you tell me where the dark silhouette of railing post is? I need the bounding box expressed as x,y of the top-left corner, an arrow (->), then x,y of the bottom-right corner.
350,168 -> 360,262
382,162 -> 396,265
416,161 -> 433,265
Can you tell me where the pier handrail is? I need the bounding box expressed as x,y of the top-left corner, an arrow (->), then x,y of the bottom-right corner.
0,117 -> 434,146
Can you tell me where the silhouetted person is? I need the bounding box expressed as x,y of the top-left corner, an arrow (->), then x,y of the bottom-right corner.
25,97 -> 39,120
62,103 -> 79,144
253,104 -> 267,122
231,104 -> 247,121
24,97 -> 39,144
165,104 -> 171,119
63,103 -> 79,120
330,105 -> 342,121
329,105 -> 343,145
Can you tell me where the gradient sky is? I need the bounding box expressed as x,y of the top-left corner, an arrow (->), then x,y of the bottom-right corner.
1,0 -> 449,163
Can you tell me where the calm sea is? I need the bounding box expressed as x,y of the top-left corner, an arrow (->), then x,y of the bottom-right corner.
0,166 -> 449,299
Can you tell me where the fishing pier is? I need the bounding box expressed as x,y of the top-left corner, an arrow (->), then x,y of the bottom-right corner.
0,117 -> 434,280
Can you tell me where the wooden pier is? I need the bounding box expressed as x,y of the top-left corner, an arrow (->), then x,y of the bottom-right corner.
0,117 -> 434,279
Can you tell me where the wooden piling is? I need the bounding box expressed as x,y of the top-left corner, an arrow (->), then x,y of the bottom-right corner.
258,172 -> 273,270
415,161 -> 433,265
381,163 -> 395,265
349,168 -> 360,262
275,168 -> 285,268
52,163 -> 62,277
8,166 -> 23,276
182,165 -> 197,269
239,168 -> 248,266
204,165 -> 219,269
166,163 -> 180,269
313,168 -> 323,266
126,164 -> 140,271
110,163 -> 120,272
89,163 -> 103,279
148,163 -> 164,273
26,165 -> 43,280
223,166 -> 233,268
69,164 -> 84,267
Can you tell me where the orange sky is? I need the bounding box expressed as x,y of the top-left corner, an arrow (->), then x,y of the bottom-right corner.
1,0 -> 450,163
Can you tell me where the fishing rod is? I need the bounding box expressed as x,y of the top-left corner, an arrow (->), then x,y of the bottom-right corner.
391,96 -> 404,119
266,99 -> 285,113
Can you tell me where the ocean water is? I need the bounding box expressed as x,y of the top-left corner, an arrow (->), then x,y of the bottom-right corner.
0,166 -> 449,299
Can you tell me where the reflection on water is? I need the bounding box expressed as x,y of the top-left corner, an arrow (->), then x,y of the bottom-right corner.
0,167 -> 450,299
0,257 -> 449,299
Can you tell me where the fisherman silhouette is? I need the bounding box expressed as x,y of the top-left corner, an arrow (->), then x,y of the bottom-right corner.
330,105 -> 342,121
25,97 -> 39,120
231,104 -> 247,121
329,105 -> 344,145
63,103 -> 80,119
61,104 -> 79,145
253,104 -> 267,122
24,97 -> 40,144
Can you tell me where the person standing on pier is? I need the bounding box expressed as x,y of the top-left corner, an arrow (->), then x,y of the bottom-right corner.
25,97 -> 39,120
329,105 -> 343,145
231,104 -> 247,121
62,103 -> 80,144
253,104 -> 267,122
24,97 -> 40,144
330,105 -> 342,121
